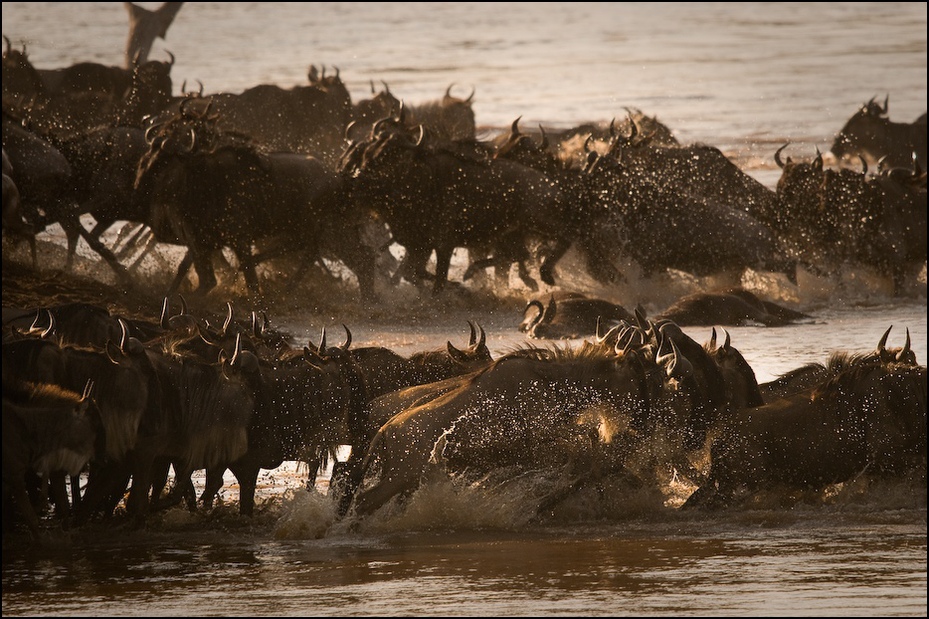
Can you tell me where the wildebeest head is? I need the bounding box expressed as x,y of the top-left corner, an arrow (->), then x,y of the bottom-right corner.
830,95 -> 889,162
831,95 -> 928,169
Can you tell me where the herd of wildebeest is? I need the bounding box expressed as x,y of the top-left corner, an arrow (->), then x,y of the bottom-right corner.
1,29 -> 927,539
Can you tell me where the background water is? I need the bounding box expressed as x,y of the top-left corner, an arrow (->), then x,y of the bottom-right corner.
2,3 -> 927,617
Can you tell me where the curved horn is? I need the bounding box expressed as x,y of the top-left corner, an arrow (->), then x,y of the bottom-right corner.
42,309 -> 56,339
178,293 -> 189,316
526,299 -> 546,330
445,83 -> 455,99
721,328 -> 731,350
626,114 -> 638,142
538,124 -> 549,150
466,86 -> 475,102
160,297 -> 170,329
774,142 -> 789,169
165,50 -> 175,67
415,124 -> 425,146
709,327 -> 718,352
118,317 -> 130,352
859,155 -> 868,176
319,326 -> 327,353
896,328 -> 912,362
876,325 -> 892,355
511,116 -> 522,136
82,379 -> 95,402
185,127 -> 197,153
881,94 -> 889,114
340,324 -> 352,351
4,35 -> 10,55
812,146 -> 823,170
467,320 -> 477,346
223,302 -> 233,335
230,332 -> 242,367
344,120 -> 357,141
251,311 -> 261,338
477,324 -> 486,350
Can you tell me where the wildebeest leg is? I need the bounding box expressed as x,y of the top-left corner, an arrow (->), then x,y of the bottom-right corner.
154,465 -> 197,512
69,473 -> 82,510
432,246 -> 455,294
200,466 -> 227,510
76,225 -> 135,290
351,473 -> 418,518
8,473 -> 43,538
60,218 -> 83,272
230,461 -> 262,517
238,252 -> 263,296
47,472 -> 72,521
168,251 -> 195,295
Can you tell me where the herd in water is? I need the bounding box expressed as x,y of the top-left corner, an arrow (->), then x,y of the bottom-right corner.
2,4 -> 926,540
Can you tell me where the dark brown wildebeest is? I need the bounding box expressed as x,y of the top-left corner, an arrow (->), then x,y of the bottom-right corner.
657,288 -> 811,327
521,293 -> 635,340
135,103 -> 378,300
341,120 -> 575,295
682,354 -> 927,510
776,143 -> 927,295
178,65 -> 353,167
759,325 -> 918,401
830,95 -> 927,170
3,380 -> 102,538
347,340 -> 676,519
584,137 -> 797,287
703,327 -> 765,411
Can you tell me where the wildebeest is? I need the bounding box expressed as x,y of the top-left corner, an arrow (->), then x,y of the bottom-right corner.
173,65 -> 353,167
657,288 -> 811,327
830,95 -> 927,170
347,339 -> 676,518
759,325 -> 918,401
775,144 -> 927,295
341,120 -> 576,294
584,141 -> 798,286
2,36 -> 176,136
3,380 -> 102,538
135,101 -> 378,300
521,293 -> 635,339
2,319 -> 169,520
187,331 -> 368,516
682,354 -> 927,510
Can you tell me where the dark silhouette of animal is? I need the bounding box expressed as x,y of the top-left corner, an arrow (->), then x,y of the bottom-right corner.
135,102 -> 378,300
582,129 -> 797,286
682,355 -> 927,510
124,2 -> 184,67
521,293 -> 635,339
347,341 -> 673,518
3,380 -> 101,538
830,95 -> 927,170
657,288 -> 811,327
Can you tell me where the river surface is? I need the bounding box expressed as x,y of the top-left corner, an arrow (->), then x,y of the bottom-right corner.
2,2 -> 927,617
